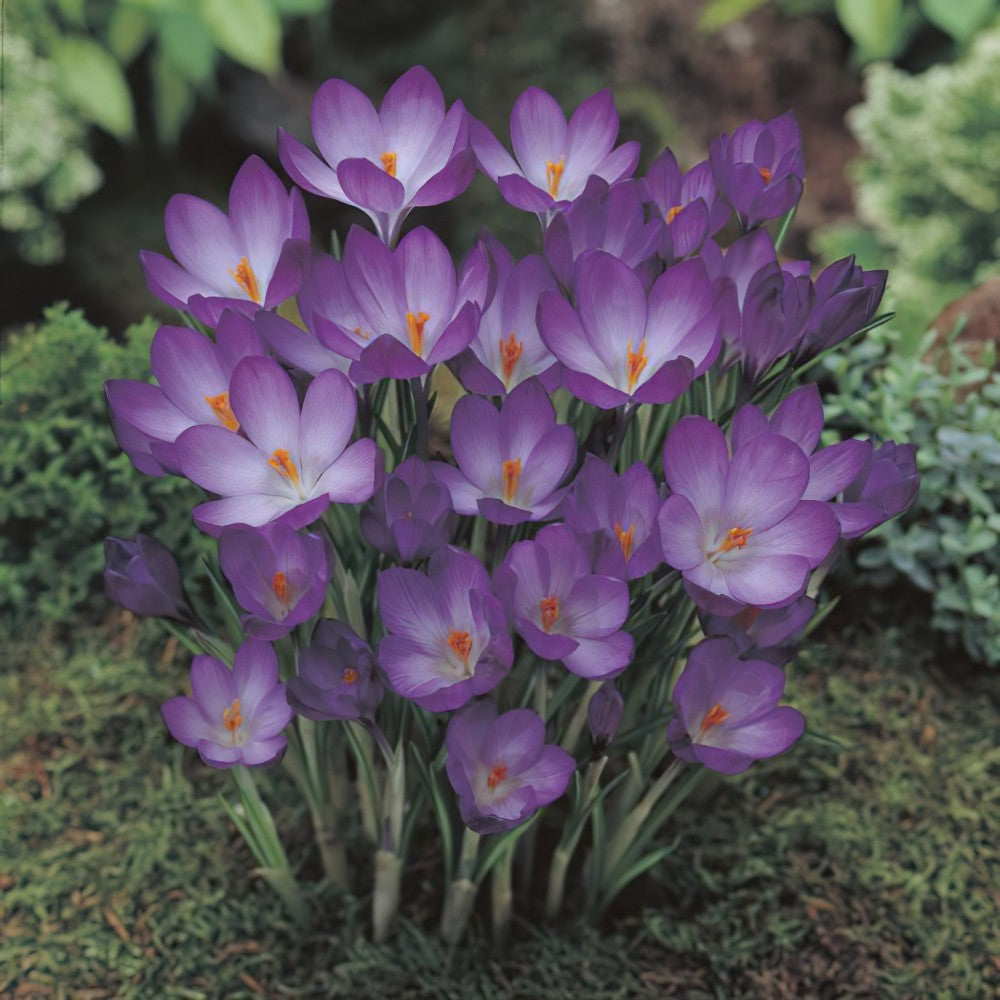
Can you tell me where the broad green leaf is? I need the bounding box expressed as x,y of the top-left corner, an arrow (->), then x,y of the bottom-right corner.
835,0 -> 903,60
52,37 -> 136,139
201,0 -> 282,75
56,0 -> 87,27
153,50 -> 197,144
106,6 -> 153,63
698,0 -> 769,32
918,0 -> 997,43
159,9 -> 218,85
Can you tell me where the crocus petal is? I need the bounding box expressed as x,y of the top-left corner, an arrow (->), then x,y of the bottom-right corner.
278,128 -> 345,199
311,78 -> 383,166
228,356 -> 301,458
469,117 -> 521,182
140,250 -> 210,311
562,631 -> 633,679
312,439 -> 378,504
510,87 -> 568,190
721,434 -> 809,532
338,157 -> 406,213
662,416 -> 729,516
165,194 -> 239,293
228,156 -> 292,283
298,369 -> 358,481
176,424 -> 276,496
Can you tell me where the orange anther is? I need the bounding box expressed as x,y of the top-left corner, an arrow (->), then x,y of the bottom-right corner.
223,698 -> 244,736
406,310 -> 430,356
268,448 -> 301,488
342,667 -> 359,685
448,629 -> 473,665
499,331 -> 523,386
758,166 -> 773,184
381,151 -> 397,177
501,458 -> 522,503
539,595 -> 560,632
666,205 -> 683,224
229,257 -> 261,303
698,702 -> 729,737
272,571 -> 290,606
487,763 -> 508,790
626,339 -> 648,393
204,391 -> 239,432
719,527 -> 752,553
614,522 -> 636,563
353,325 -> 371,341
545,158 -> 566,198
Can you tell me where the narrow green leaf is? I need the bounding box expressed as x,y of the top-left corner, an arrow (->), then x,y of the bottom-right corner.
698,0 -> 769,33
201,0 -> 282,75
52,37 -> 136,139
152,50 -> 197,146
106,6 -> 153,64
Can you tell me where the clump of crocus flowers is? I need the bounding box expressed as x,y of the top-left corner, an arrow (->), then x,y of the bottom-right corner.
104,66 -> 916,944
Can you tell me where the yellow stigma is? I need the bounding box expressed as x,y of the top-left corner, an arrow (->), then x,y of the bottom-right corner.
204,391 -> 239,432
499,331 -> 523,386
501,458 -> 522,503
229,257 -> 261,303
487,763 -> 508,790
666,204 -> 682,224
711,527 -> 752,556
342,666 -> 359,685
268,448 -> 301,488
545,158 -> 566,198
539,595 -> 560,632
614,522 -> 635,562
406,310 -> 429,356
272,571 -> 290,607
223,698 -> 244,737
353,325 -> 371,341
698,702 -> 729,737
758,165 -> 773,184
448,629 -> 473,666
626,339 -> 648,393
381,151 -> 397,177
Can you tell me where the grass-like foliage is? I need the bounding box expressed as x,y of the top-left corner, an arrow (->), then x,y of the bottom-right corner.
2,612 -> 995,996
0,305 -> 207,623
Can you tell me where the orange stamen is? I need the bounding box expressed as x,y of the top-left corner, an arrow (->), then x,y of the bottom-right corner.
698,702 -> 729,737
710,527 -> 752,557
223,698 -> 243,736
666,205 -> 683,224
545,158 -> 566,198
614,522 -> 636,563
230,257 -> 261,303
272,571 -> 290,607
381,151 -> 397,177
499,331 -> 523,386
204,391 -> 239,432
353,325 -> 371,341
501,458 -> 522,503
758,166 -> 773,184
626,339 -> 648,393
342,667 -> 359,685
406,310 -> 430,356
540,595 -> 559,632
268,448 -> 301,489
448,629 -> 473,665
487,763 -> 508,790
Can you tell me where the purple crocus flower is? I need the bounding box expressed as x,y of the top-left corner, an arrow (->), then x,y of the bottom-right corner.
538,251 -> 724,409
377,547 -> 513,712
293,226 -> 481,385
470,87 -> 639,220
141,156 -> 309,327
176,355 -> 377,534
838,441 -> 920,539
542,177 -> 663,291
286,619 -> 383,722
559,454 -> 663,580
445,699 -> 575,834
104,534 -> 194,623
667,637 -> 805,774
701,597 -> 816,666
452,245 -> 561,395
640,150 -> 729,261
105,312 -> 267,475
710,112 -> 804,229
494,524 -> 634,680
161,639 -> 294,768
218,522 -> 330,640
435,378 -> 576,524
278,66 -> 474,245
587,682 -> 624,751
360,456 -> 458,562
658,416 -> 840,611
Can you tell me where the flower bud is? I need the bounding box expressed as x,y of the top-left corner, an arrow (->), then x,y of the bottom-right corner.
587,681 -> 624,751
104,534 -> 193,622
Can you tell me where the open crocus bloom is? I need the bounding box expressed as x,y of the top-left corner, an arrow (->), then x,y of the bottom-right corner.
161,640 -> 294,769
667,637 -> 804,774
141,156 -> 309,327
278,65 -> 474,245
445,699 -> 575,834
470,86 -> 639,220
176,356 -> 377,535
658,416 -> 840,611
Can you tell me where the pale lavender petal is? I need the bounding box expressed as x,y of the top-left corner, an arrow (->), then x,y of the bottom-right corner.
278,128 -> 345,199
312,439 -> 377,503
176,424 -> 276,495
510,87 -> 567,190
165,194 -> 239,293
662,416 -> 728,515
228,156 -> 291,283
140,250 -> 211,310
722,434 -> 809,531
298,369 -> 358,481
562,631 -> 633,679
311,78 -> 383,166
469,117 -> 521,183
228,356 -> 300,458
338,157 -> 405,213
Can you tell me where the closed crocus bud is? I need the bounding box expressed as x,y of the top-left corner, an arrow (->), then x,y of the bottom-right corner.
587,682 -> 624,751
104,534 -> 193,622
837,440 -> 920,539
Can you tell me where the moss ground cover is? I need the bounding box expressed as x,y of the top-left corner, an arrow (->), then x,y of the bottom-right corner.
1,604 -> 996,997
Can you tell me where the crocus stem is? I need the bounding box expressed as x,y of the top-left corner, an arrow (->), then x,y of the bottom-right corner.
372,734 -> 407,942
491,842 -> 515,945
606,403 -> 636,467
373,848 -> 403,943
410,375 -> 430,459
603,758 -> 684,881
440,828 -> 480,945
560,680 -> 601,752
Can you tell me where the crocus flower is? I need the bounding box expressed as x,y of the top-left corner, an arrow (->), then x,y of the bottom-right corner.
286,619 -> 383,722
161,639 -> 294,768
667,637 -> 805,774
360,456 -> 458,562
470,87 -> 639,220
103,534 -> 194,623
640,150 -> 729,261
494,525 -> 633,680
218,522 -> 331,639
701,597 -> 816,666
105,313 -> 266,475
176,355 -> 377,534
658,416 -> 840,611
278,65 -> 474,245
293,226 -> 481,385
435,378 -> 576,524
542,177 -> 662,291
445,699 -> 575,834
710,112 -> 804,229
587,682 -> 624,752
451,246 -> 562,395
558,454 -> 663,580
377,547 -> 513,712
141,156 -> 309,327
538,251 -> 724,408
838,441 -> 920,539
